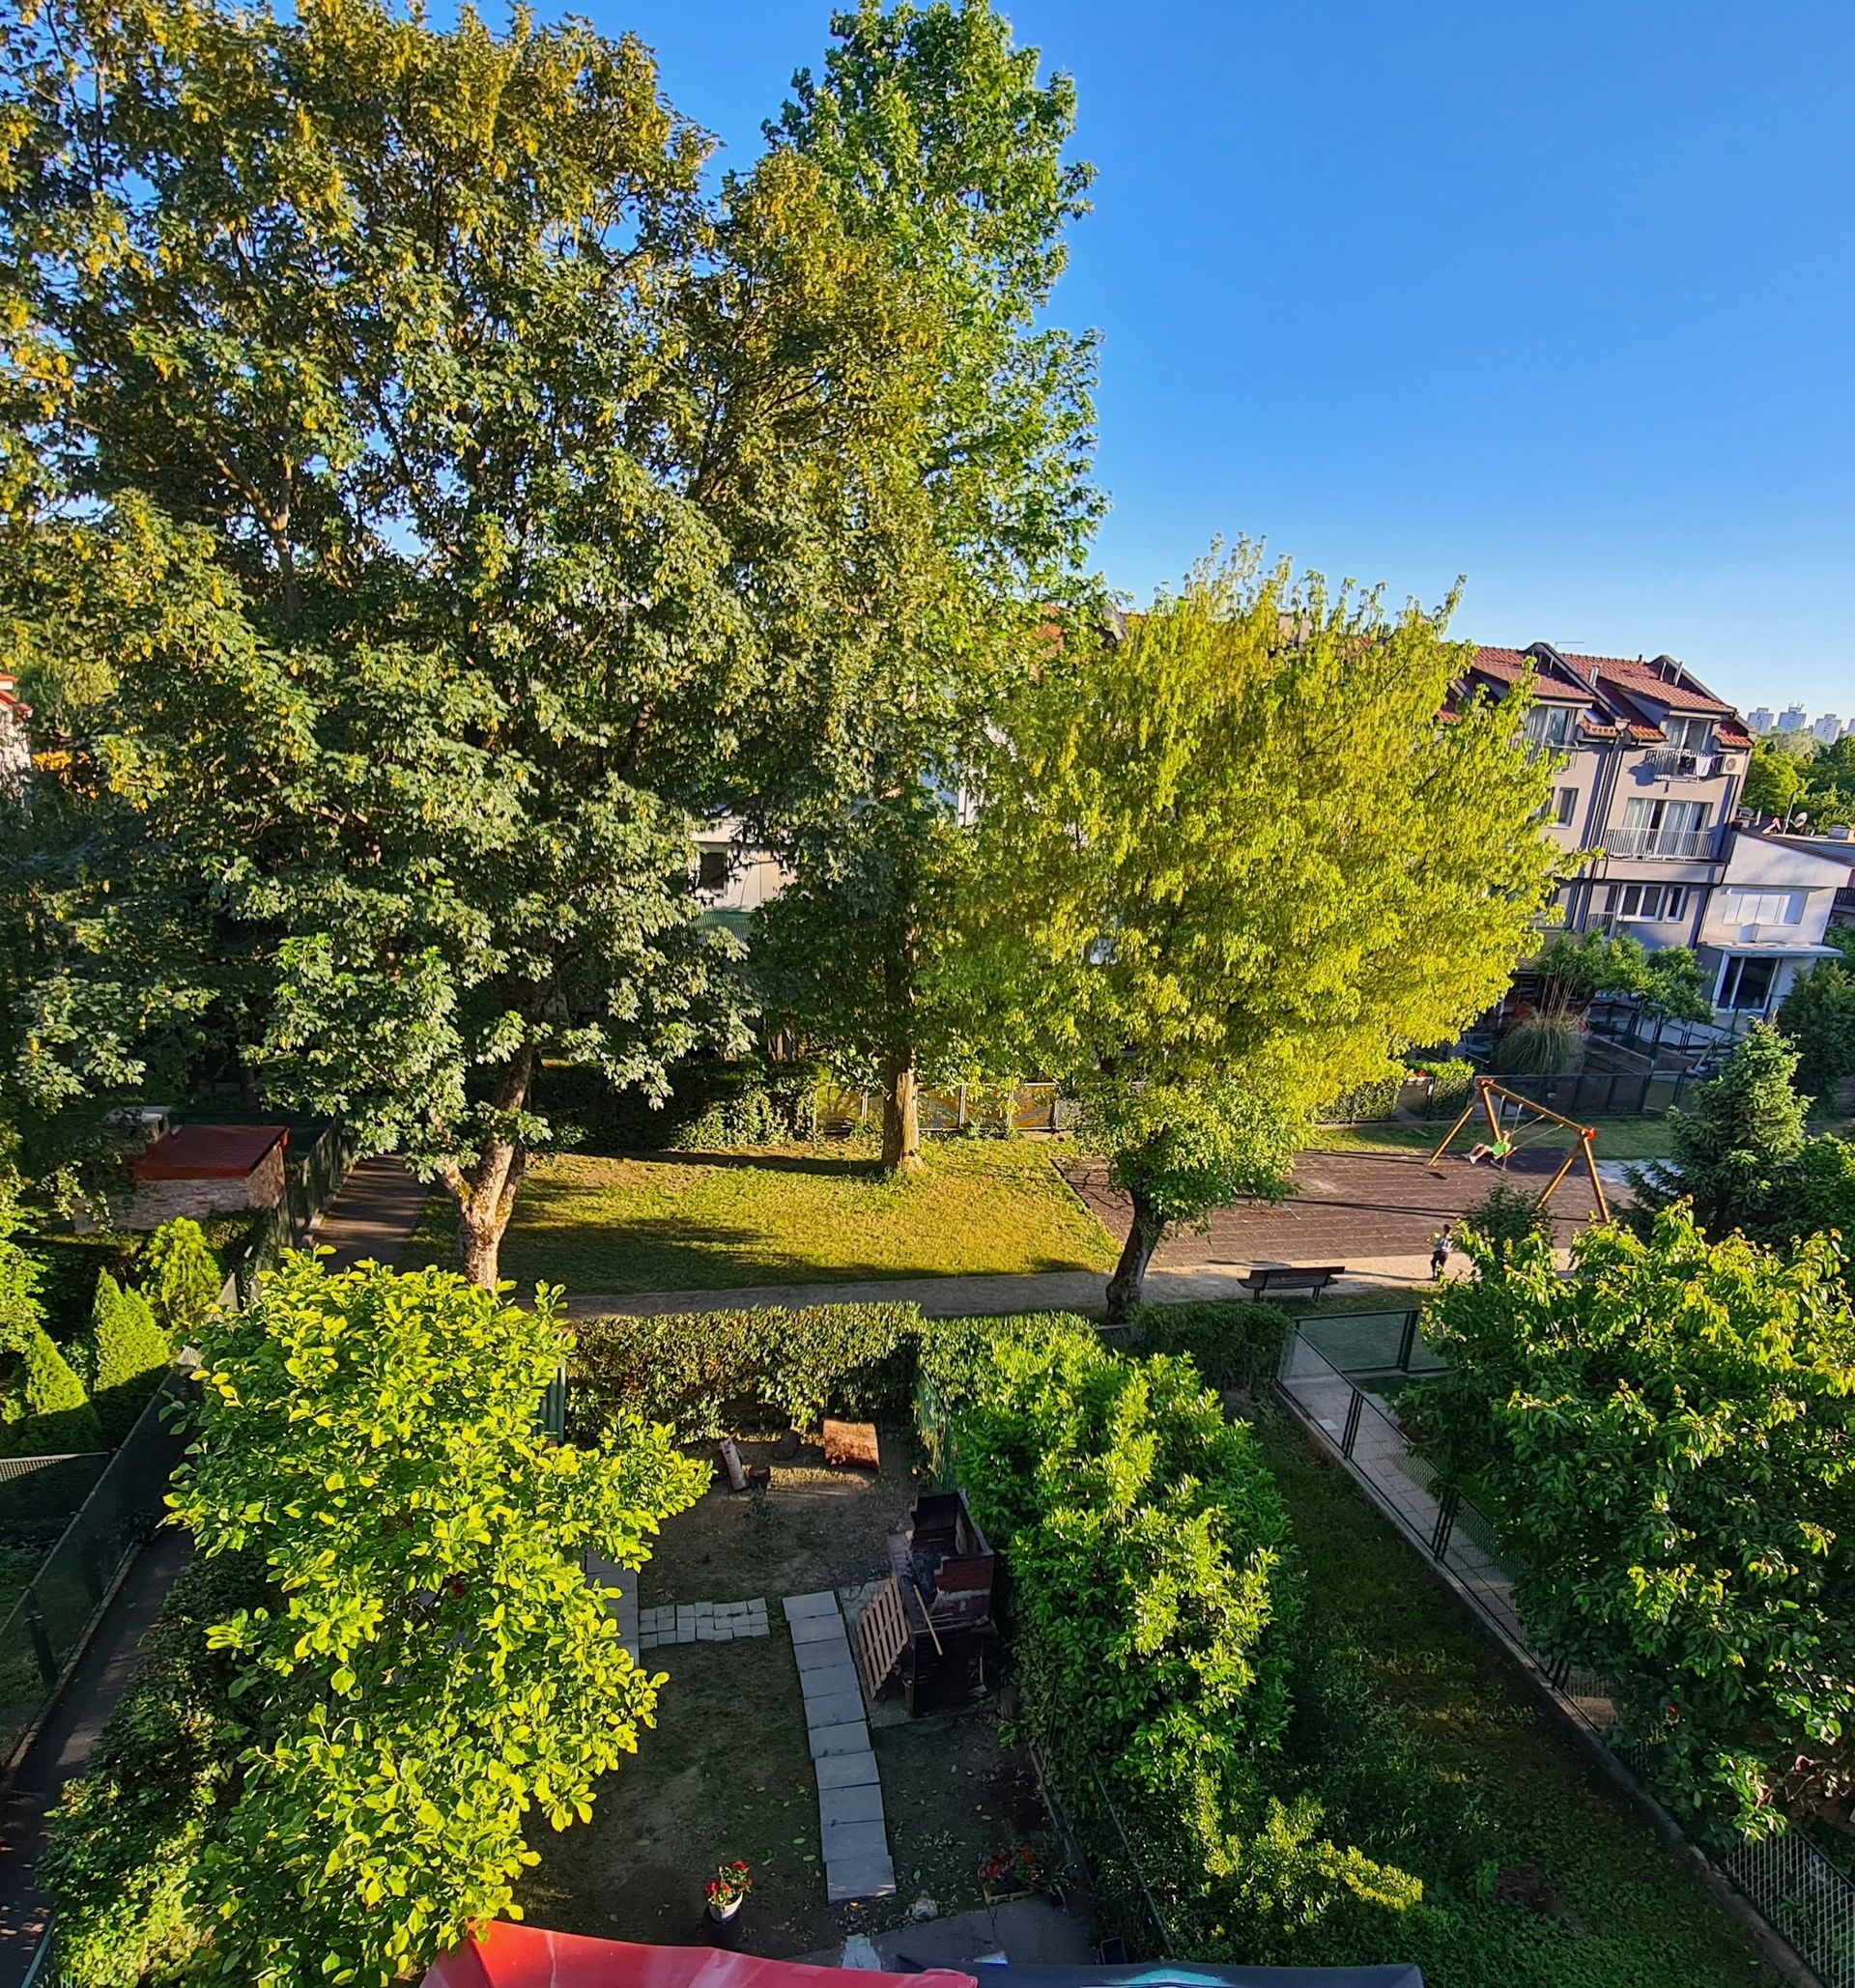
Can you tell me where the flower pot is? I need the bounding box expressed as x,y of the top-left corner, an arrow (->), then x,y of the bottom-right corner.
707,1895 -> 745,1925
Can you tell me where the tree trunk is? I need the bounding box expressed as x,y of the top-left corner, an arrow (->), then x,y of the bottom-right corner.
880,1050 -> 925,1175
1104,1186 -> 1167,1323
442,1045 -> 535,1289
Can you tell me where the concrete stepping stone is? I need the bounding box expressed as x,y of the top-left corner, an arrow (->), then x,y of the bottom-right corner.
819,1780 -> 884,1829
790,1613 -> 849,1648
815,1748 -> 880,1791
827,1854 -> 897,1905
784,1591 -> 840,1621
808,1719 -> 870,1759
803,1688 -> 866,1730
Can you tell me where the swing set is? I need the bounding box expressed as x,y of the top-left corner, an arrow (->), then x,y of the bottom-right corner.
1426,1075 -> 1611,1224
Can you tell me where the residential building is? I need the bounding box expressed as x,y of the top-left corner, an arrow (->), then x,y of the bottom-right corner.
1747,705 -> 1775,734
1455,643 -> 1843,1019
1813,711 -> 1844,745
1778,702 -> 1810,733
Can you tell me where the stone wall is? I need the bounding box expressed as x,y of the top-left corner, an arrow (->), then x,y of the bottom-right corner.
125,1141 -> 286,1231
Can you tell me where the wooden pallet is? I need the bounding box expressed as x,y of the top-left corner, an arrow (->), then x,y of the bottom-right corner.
855,1574 -> 910,1697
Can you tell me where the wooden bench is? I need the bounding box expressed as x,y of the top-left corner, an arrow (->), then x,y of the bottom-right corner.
1238,1264 -> 1345,1301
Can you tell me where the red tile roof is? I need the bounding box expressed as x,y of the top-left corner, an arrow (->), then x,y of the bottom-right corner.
128,1124 -> 288,1179
1463,642 -> 1753,750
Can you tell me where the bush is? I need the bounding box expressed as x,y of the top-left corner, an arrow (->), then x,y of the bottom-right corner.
534,1056 -> 822,1155
1413,1057 -> 1476,1120
0,1326 -> 102,1456
950,1325 -> 1418,1950
1324,1073 -> 1404,1122
41,1553 -> 266,1987
139,1218 -> 223,1344
1491,1014 -> 1584,1075
1123,1299 -> 1294,1392
87,1272 -> 171,1443
1459,1179 -> 1553,1267
570,1301 -> 923,1442
28,1233 -> 144,1347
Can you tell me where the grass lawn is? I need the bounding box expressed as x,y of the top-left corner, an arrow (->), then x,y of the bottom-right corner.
1258,1410 -> 1778,1987
1314,1113 -> 1681,1161
414,1138 -> 1116,1295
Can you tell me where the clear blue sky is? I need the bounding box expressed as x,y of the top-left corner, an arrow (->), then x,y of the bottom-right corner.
585,0 -> 1854,718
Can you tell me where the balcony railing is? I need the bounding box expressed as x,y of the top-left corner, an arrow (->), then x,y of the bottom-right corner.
1602,826 -> 1718,861
1643,749 -> 1717,778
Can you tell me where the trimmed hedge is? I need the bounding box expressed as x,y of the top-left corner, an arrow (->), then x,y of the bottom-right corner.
534,1056 -> 824,1156
569,1301 -> 923,1442
1121,1299 -> 1294,1393
87,1272 -> 172,1444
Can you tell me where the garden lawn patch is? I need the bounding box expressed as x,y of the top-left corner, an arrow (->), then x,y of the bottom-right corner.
1314,1115 -> 1682,1161
414,1140 -> 1116,1293
1257,1410 -> 1779,1987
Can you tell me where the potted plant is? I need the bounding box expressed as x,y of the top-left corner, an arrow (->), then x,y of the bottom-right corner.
978,1845 -> 1048,1903
705,1860 -> 754,1924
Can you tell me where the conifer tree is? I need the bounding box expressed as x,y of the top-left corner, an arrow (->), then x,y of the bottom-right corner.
88,1270 -> 171,1444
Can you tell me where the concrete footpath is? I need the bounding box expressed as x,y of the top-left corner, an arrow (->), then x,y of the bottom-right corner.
0,1531 -> 191,1988
313,1156 -> 426,1269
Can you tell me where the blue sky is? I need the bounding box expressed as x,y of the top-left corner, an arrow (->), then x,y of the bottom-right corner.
593,0 -> 1853,718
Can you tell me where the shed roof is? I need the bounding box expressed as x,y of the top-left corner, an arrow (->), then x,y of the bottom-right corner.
128,1124 -> 288,1180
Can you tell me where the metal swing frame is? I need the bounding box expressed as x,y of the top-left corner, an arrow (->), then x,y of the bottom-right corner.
1425,1074 -> 1611,1223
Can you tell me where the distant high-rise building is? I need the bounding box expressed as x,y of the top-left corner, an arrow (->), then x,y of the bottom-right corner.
1778,702 -> 1810,733
1814,713 -> 1845,744
1748,706 -> 1776,734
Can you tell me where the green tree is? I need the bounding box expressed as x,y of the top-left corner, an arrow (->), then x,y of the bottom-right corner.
54,1253 -> 706,1984
1628,1022 -> 1810,1238
138,1216 -> 221,1345
964,547 -> 1563,1317
1460,1178 -> 1555,1268
0,1240 -> 100,1456
1744,736 -> 1807,817
748,0 -> 1101,1172
1414,1211 -> 1855,1836
1,0 -> 948,1279
86,1269 -> 170,1444
1528,927 -> 1711,1022
1779,958 -> 1855,1107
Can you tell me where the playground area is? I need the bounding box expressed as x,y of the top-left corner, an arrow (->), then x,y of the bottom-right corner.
1065,1140 -> 1619,1288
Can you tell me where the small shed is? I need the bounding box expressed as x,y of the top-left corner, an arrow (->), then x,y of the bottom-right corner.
126,1124 -> 289,1230
854,1488 -> 997,1715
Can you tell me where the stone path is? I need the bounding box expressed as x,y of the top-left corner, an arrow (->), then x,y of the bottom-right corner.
313,1156 -> 427,1270
585,1550 -> 640,1661
784,1591 -> 896,1905
638,1598 -> 769,1650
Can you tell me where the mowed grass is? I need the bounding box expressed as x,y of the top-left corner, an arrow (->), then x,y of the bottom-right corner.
412,1137 -> 1117,1295
1314,1113 -> 1680,1161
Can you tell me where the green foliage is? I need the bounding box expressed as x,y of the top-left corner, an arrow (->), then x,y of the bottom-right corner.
42,1554 -> 266,1988
534,1058 -> 823,1156
1491,1013 -> 1585,1074
1414,1210 -> 1855,1836
569,1302 -> 923,1443
86,1271 -> 171,1444
1530,928 -> 1712,1022
1459,1179 -> 1554,1267
1779,958 -> 1855,1106
964,546 -> 1562,1313
1123,1299 -> 1296,1393
1628,1021 -> 1810,1237
138,1218 -> 222,1345
116,1255 -> 709,1983
0,1321 -> 101,1456
1413,1056 -> 1477,1120
952,1327 -> 1418,1947
1745,736 -> 1808,816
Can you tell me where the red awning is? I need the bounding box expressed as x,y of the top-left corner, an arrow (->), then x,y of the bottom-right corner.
423,1927 -> 975,1988
128,1124 -> 288,1180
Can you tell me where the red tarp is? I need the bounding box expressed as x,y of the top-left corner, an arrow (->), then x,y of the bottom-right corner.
422,1925 -> 977,1988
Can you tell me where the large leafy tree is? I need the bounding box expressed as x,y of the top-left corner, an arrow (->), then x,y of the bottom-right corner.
747,0 -> 1101,1172
1779,956 -> 1855,1109
0,0 -> 941,1275
47,1253 -> 705,1984
1627,1022 -> 1810,1239
964,547 -> 1562,1317
1414,1212 -> 1855,1838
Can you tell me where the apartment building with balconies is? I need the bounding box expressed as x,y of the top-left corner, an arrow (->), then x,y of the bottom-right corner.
1457,642 -> 1848,1019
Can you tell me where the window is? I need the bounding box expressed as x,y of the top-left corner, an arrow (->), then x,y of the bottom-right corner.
1618,797 -> 1709,853
1615,883 -> 1688,922
1524,705 -> 1581,751
1663,715 -> 1714,753
1553,786 -> 1578,826
1718,889 -> 1803,927
697,848 -> 729,893
1719,955 -> 1780,1012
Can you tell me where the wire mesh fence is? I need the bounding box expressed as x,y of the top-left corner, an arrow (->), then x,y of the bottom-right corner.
1276,1321 -> 1855,1988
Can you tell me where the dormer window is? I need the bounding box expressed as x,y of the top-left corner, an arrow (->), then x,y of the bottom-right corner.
1663,716 -> 1714,753
1524,704 -> 1581,751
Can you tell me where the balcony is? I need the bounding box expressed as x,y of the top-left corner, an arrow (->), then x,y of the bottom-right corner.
1643,749 -> 1717,779
1603,827 -> 1718,861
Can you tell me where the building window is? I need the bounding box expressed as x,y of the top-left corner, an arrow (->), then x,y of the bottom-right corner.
1663,715 -> 1714,753
1618,796 -> 1709,854
1718,955 -> 1780,1012
1718,888 -> 1803,927
1614,883 -> 1688,922
1524,705 -> 1581,752
1553,786 -> 1578,825
697,848 -> 729,893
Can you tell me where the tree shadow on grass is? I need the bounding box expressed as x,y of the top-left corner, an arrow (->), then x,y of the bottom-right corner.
619,1148 -> 888,1180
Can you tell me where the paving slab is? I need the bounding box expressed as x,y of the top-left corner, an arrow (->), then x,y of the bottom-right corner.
784,1592 -> 840,1622
809,1720 -> 871,1759
827,1856 -> 897,1904
796,1635 -> 857,1673
800,1664 -> 863,1706
819,1782 -> 886,1830
804,1689 -> 865,1730
791,1614 -> 850,1648
822,1816 -> 890,1863
814,1748 -> 881,1791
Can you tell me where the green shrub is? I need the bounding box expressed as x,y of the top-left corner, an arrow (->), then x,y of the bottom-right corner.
28,1233 -> 144,1347
1122,1299 -> 1294,1392
952,1328 -> 1418,1950
1491,1014 -> 1584,1075
139,1218 -> 222,1344
1413,1056 -> 1476,1120
87,1272 -> 171,1443
570,1301 -> 923,1441
535,1056 -> 822,1155
1323,1072 -> 1404,1122
0,1327 -> 102,1456
1459,1179 -> 1553,1267
41,1553 -> 265,1987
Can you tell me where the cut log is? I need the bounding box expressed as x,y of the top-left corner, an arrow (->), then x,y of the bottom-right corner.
718,1439 -> 747,1492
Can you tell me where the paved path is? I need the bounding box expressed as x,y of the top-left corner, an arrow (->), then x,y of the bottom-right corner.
785,1592 -> 895,1905
313,1156 -> 427,1270
0,1531 -> 191,1988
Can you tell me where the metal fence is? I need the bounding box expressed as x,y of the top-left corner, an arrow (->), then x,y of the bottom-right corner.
1275,1321 -> 1855,1988
815,1080 -> 1065,1138
232,1119 -> 362,1303
0,1368 -> 192,1769
1485,1066 -> 1697,1120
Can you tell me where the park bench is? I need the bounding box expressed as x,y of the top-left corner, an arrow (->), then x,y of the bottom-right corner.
1238,1263 -> 1345,1301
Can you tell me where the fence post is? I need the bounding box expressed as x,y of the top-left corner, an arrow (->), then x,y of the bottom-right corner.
956,1083 -> 968,1131
1430,1483 -> 1462,1561
1396,1311 -> 1418,1375
1340,1387 -> 1364,1460
21,1591 -> 57,1691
